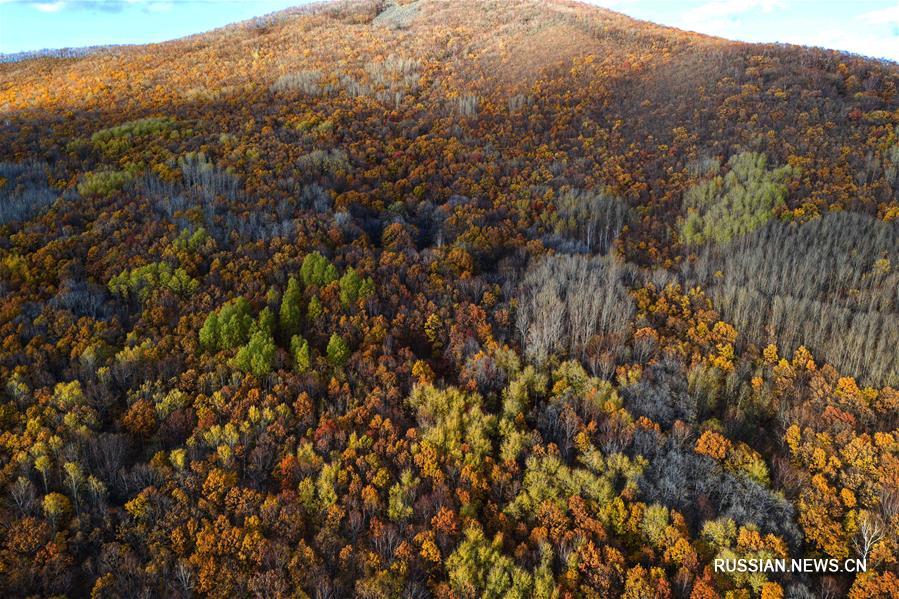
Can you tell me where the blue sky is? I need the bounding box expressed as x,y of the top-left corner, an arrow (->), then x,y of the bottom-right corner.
594,0 -> 899,62
0,0 -> 302,53
1,0 -> 898,62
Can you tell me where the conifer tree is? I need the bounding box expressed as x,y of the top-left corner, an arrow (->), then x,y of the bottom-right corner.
279,276 -> 303,339
326,333 -> 350,366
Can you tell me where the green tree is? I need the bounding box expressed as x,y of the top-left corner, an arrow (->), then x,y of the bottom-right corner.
308,295 -> 323,321
201,297 -> 254,351
316,460 -> 340,507
219,298 -> 254,348
387,469 -> 419,521
407,384 -> 496,472
681,151 -> 795,245
232,329 -> 276,377
78,169 -> 133,197
255,306 -> 276,337
199,312 -> 220,350
279,276 -> 303,339
505,452 -> 615,519
326,333 -> 350,366
338,267 -> 375,307
301,251 -> 338,287
108,261 -> 198,302
446,526 -> 533,599
702,517 -> 737,550
533,543 -> 555,599
291,334 -> 311,372
640,503 -> 670,547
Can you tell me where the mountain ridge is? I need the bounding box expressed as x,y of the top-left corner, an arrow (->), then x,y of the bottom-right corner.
4,0 -> 897,68
0,1 -> 897,597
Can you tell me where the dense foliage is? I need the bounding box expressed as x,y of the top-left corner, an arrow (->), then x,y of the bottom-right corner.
0,0 -> 897,597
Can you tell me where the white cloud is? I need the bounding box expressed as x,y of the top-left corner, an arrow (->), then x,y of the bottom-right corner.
682,0 -> 786,23
143,1 -> 171,12
658,0 -> 898,61
677,0 -> 787,36
759,3 -> 899,61
857,3 -> 899,26
10,0 -> 173,13
780,26 -> 899,61
34,1 -> 66,11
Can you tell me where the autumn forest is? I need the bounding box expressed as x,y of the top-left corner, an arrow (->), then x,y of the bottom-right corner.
0,0 -> 897,597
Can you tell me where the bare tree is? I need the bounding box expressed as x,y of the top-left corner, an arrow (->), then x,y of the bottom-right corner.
552,188 -> 630,254
9,476 -> 36,515
879,485 -> 899,522
687,212 -> 899,386
0,162 -> 56,224
517,254 -> 634,364
174,561 -> 195,596
853,511 -> 885,563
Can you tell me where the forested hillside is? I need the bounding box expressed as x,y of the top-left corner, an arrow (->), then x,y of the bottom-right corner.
0,0 -> 897,597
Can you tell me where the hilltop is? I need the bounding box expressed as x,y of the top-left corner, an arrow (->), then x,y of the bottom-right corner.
0,1 -> 897,597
